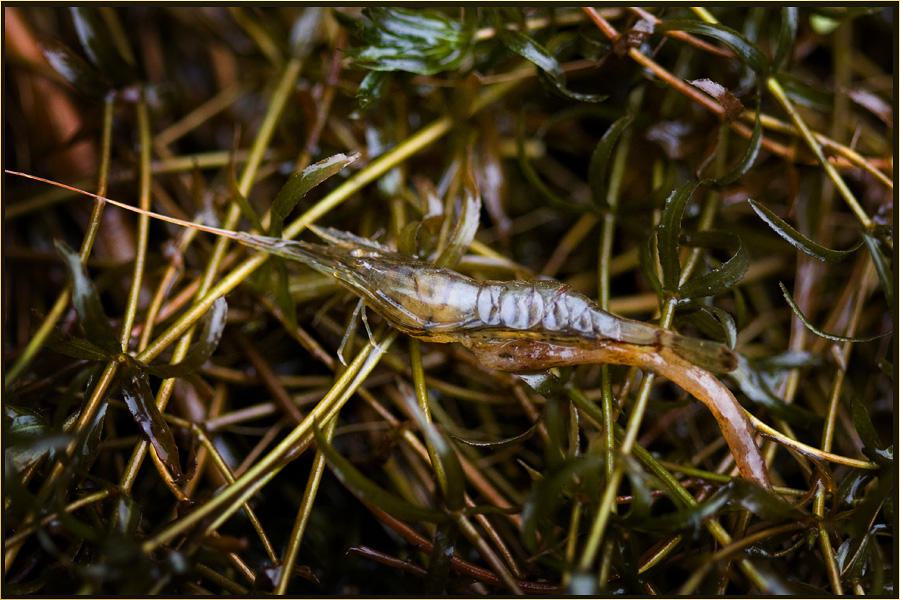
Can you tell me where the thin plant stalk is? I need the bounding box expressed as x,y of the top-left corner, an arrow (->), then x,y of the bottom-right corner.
4,95 -> 115,386
275,416 -> 337,595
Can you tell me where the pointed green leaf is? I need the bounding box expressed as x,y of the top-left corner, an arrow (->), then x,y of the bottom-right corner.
404,398 -> 465,512
655,20 -> 769,76
69,8 -> 135,85
516,114 -> 577,211
748,199 -> 862,262
55,240 -> 120,354
435,158 -> 481,269
863,233 -> 893,309
119,364 -> 183,479
142,297 -> 228,379
847,393 -> 892,466
711,94 -> 763,186
38,36 -> 109,98
42,321 -> 116,362
228,156 -> 264,233
4,404 -> 70,473
451,420 -> 540,450
779,282 -> 890,342
108,494 -> 142,536
727,356 -> 818,427
677,230 -> 749,299
314,423 -> 448,523
357,71 -> 393,109
272,258 -> 299,330
773,7 -> 799,71
269,152 -> 360,238
521,456 -> 606,552
777,72 -> 835,111
517,370 -> 565,397
639,233 -> 664,301
76,401 -> 108,475
497,27 -> 606,103
588,114 -> 634,208
338,7 -> 474,75
656,181 -> 700,291
638,478 -> 807,532
424,518 -> 459,593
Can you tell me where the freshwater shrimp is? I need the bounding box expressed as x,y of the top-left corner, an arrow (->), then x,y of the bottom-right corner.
8,172 -> 772,489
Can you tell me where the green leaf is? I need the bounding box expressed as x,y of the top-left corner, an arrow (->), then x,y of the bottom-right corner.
655,20 -> 769,76
142,297 -> 227,379
38,35 -> 110,98
314,423 -> 448,523
76,400 -> 108,475
678,305 -> 737,348
424,518 -> 459,593
847,393 -> 892,466
777,72 -> 835,111
451,420 -> 540,450
748,199 -> 863,262
711,93 -> 763,186
779,282 -> 890,342
517,370 -> 565,397
656,181 -> 700,292
543,397 -> 567,471
521,456 -> 605,553
337,7 -> 474,75
773,7 -> 799,71
677,230 -> 749,299
4,404 -> 70,473
404,398 -> 465,512
108,494 -> 142,536
55,240 -> 120,354
69,8 -> 135,85
357,71 -> 393,109
228,157 -> 264,234
638,233 -> 664,300
119,364 -> 183,479
269,152 -> 360,238
434,158 -> 481,269
496,27 -> 606,103
863,233 -> 894,309
727,356 -> 819,427
637,478 -> 807,532
42,320 -> 116,362
588,114 -> 634,208
516,113 -> 576,211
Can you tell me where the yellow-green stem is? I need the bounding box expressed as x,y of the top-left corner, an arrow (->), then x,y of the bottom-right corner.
4,96 -> 115,386
275,416 -> 337,595
118,91 -> 153,350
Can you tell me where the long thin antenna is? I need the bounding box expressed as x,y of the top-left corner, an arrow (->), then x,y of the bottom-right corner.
5,170 -> 246,243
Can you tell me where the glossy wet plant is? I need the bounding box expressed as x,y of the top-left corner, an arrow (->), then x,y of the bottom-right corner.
4,6 -> 894,595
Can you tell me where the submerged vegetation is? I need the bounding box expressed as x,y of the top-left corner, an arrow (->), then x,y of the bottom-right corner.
3,6 -> 894,594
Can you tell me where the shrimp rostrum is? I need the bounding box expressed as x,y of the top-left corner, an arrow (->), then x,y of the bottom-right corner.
256,226 -> 772,490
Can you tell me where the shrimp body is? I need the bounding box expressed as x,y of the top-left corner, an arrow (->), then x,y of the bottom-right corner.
268,227 -> 770,489
272,228 -> 735,372
7,172 -> 770,489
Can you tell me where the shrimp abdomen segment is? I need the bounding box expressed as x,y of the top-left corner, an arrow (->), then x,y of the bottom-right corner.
474,281 -> 652,343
